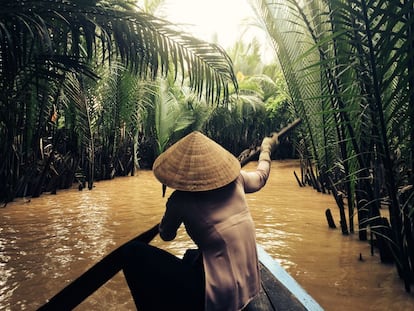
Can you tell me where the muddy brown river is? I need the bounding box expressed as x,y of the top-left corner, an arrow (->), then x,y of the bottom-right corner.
1,160 -> 414,310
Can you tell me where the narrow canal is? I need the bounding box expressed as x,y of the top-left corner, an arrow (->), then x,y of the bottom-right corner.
1,160 -> 414,310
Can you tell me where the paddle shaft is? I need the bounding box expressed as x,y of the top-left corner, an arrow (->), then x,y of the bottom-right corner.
38,119 -> 301,310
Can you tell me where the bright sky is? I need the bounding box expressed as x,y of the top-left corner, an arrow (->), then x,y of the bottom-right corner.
155,0 -> 273,61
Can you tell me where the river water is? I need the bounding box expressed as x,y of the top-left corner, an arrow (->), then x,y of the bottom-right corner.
1,160 -> 414,310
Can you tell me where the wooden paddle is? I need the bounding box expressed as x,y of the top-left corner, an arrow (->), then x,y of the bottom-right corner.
238,118 -> 302,166
38,119 -> 301,310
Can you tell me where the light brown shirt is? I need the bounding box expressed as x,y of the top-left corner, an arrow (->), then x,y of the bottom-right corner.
160,160 -> 271,311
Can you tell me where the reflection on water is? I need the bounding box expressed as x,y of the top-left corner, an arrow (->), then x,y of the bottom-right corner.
0,231 -> 15,309
1,160 -> 414,310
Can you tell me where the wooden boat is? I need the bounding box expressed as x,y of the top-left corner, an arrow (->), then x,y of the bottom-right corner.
247,245 -> 324,311
39,225 -> 323,311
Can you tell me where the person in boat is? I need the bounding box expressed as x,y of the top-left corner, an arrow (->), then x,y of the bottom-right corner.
122,131 -> 279,311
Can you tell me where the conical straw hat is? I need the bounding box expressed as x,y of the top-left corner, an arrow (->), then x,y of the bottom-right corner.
153,131 -> 241,192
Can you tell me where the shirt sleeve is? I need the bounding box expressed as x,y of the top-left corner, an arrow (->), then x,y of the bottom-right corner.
240,159 -> 271,193
159,191 -> 183,241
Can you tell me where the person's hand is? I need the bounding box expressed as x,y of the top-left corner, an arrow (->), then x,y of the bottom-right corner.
270,133 -> 279,149
261,134 -> 279,153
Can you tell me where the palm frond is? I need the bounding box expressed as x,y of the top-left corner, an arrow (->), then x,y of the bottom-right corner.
154,78 -> 196,154
0,0 -> 238,103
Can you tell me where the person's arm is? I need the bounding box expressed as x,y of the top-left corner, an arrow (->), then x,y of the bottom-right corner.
159,191 -> 183,241
242,135 -> 279,193
259,135 -> 279,162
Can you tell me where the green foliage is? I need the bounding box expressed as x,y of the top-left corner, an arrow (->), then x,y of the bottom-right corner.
204,67 -> 292,155
228,39 -> 265,76
0,0 -> 238,202
153,79 -> 197,154
252,0 -> 414,290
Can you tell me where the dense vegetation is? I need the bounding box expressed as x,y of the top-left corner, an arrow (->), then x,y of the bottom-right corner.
0,0 -> 290,204
251,0 -> 414,291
